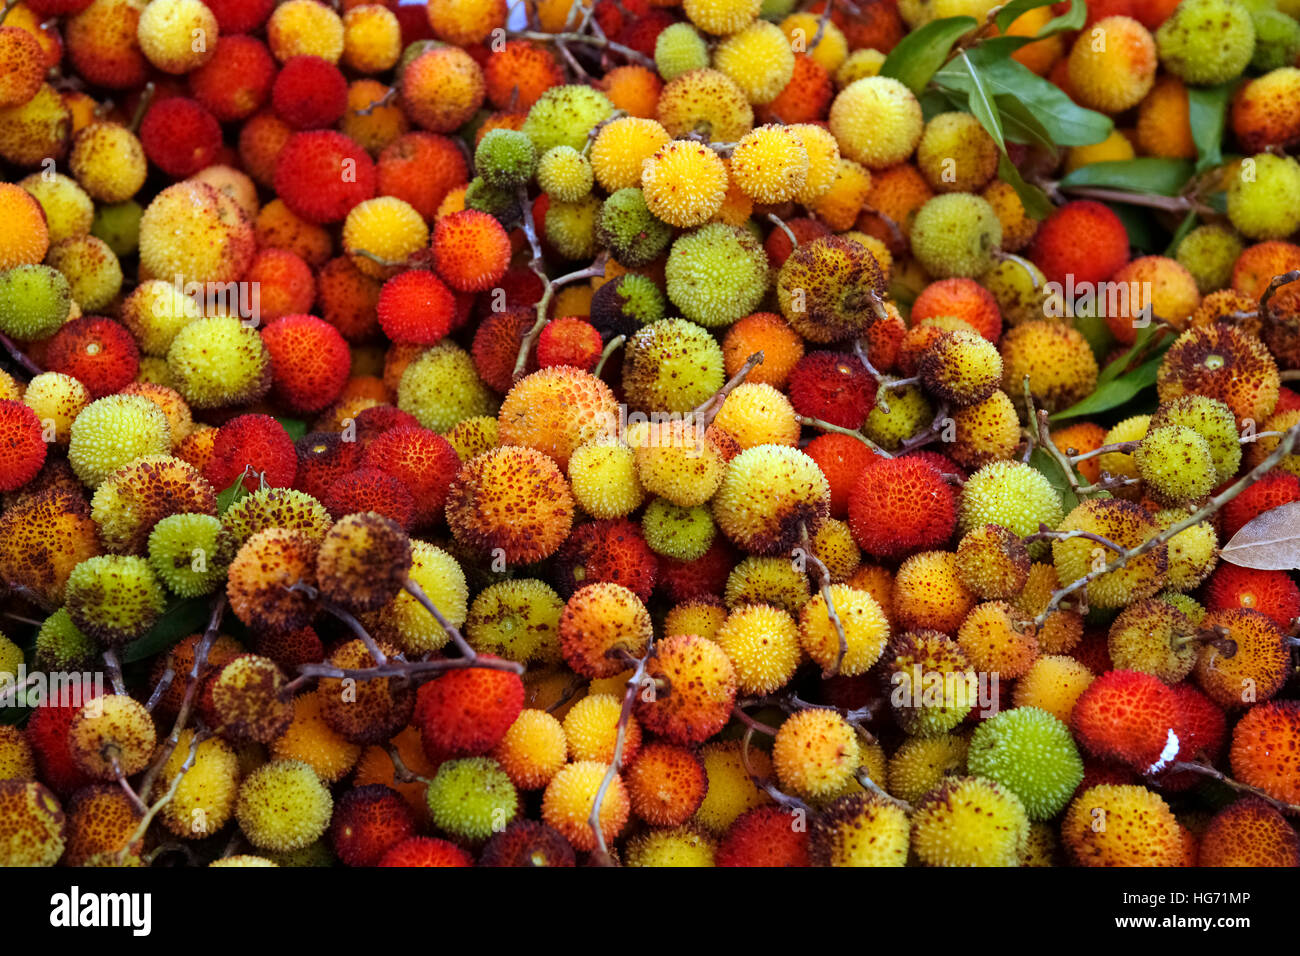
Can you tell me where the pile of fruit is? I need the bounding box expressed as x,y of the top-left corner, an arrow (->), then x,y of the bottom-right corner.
0,0 -> 1298,868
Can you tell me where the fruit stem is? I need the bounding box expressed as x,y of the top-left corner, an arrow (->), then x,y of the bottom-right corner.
384,741 -> 430,785
0,330 -> 43,378
588,641 -> 654,865
740,725 -> 811,813
109,751 -> 149,818
1036,422 -> 1300,627
1259,269 -> 1300,324
732,703 -> 779,736
1069,440 -> 1140,463
693,350 -> 764,427
593,334 -> 624,377
1164,760 -> 1300,817
507,29 -> 656,70
129,81 -> 156,134
855,766 -> 913,813
1051,183 -> 1212,217
766,213 -> 798,250
120,729 -> 207,862
352,87 -> 397,117
101,648 -> 126,696
1023,522 -> 1125,553
799,523 -> 848,678
796,414 -> 893,458
325,601 -> 389,667
138,595 -> 227,800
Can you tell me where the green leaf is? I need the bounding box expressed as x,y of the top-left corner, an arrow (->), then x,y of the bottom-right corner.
1049,356 -> 1163,421
1097,321 -> 1168,386
1058,158 -> 1195,197
998,153 -> 1055,220
276,417 -> 308,441
918,87 -> 963,120
1104,201 -> 1164,254
121,597 -> 211,664
933,45 -> 1112,146
1073,310 -> 1115,363
994,94 -> 1054,150
216,471 -> 251,516
953,51 -> 1004,151
1187,82 -> 1234,174
994,0 -> 1085,35
1029,447 -> 1080,513
880,16 -> 978,94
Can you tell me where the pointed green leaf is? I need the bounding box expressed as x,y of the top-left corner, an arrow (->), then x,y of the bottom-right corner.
1049,356 -> 1163,421
995,94 -> 1054,150
933,46 -> 1112,146
998,153 -> 1055,220
994,0 -> 1086,35
1029,447 -> 1080,513
1187,82 -> 1234,174
955,51 -> 1004,151
880,16 -> 979,94
122,597 -> 211,664
1096,321 -> 1168,386
216,471 -> 251,516
1058,158 -> 1195,196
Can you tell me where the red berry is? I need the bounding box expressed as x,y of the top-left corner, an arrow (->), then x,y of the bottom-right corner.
847,457 -> 956,559
323,467 -> 416,529
205,414 -> 297,493
787,351 -> 875,429
1071,669 -> 1183,772
378,836 -> 473,867
272,56 -> 347,130
45,317 -> 139,399
261,313 -> 351,414
360,425 -> 460,529
718,806 -> 811,867
0,400 -> 47,492
329,784 -> 417,866
377,270 -> 455,345
139,97 -> 222,177
1203,563 -> 1300,630
414,663 -> 525,756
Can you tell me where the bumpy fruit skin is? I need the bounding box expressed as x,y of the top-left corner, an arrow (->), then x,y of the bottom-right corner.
1230,701 -> 1300,805
1134,424 -> 1217,505
959,460 -> 1065,543
0,780 -> 65,866
68,693 -> 157,780
829,76 -> 922,169
1072,669 -> 1182,772
1197,797 -> 1300,867
1062,784 -> 1184,866
772,708 -> 859,799
1157,323 -> 1279,427
713,445 -> 830,557
541,759 -> 629,852
1194,608 -> 1289,710
1052,500 -> 1167,609
64,554 -> 166,647
848,457 -> 955,560
910,776 -> 1030,867
776,235 -> 888,343
445,445 -> 574,565
967,707 -> 1083,820
1227,153 -> 1300,240
1068,16 -> 1157,113
910,193 -> 1002,279
664,225 -> 769,330
1156,0 -> 1255,85
236,759 -> 332,852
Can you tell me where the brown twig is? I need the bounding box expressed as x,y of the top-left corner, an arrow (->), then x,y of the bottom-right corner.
1037,423 -> 1300,626
1164,760 -> 1300,817
588,643 -> 653,865
402,577 -> 476,661
796,414 -> 893,458
799,524 -> 847,678
593,334 -> 624,377
693,351 -> 764,427
0,331 -> 42,378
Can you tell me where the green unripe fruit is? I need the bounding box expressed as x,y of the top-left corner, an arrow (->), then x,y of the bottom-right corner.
623,318 -> 725,413
981,257 -> 1060,327
68,394 -> 172,488
425,757 -> 517,841
397,341 -> 497,433
235,759 -> 333,852
910,193 -> 1002,279
463,176 -> 520,225
1159,590 -> 1206,624
642,497 -> 717,561
0,265 -> 72,341
966,706 -> 1083,820
597,188 -> 673,268
91,200 -> 143,257
522,85 -> 616,155
1154,508 -> 1219,592
655,22 -> 709,81
1227,153 -> 1300,239
1156,0 -> 1256,84
959,460 -> 1065,547
1243,0 -> 1300,69
1134,424 -> 1217,505
1148,395 -> 1241,483
590,273 -> 667,340
544,194 -> 601,260
166,316 -> 272,410
148,512 -> 227,597
34,608 -> 98,671
475,129 -> 537,190
863,384 -> 932,451
120,279 -> 203,357
1174,224 -> 1245,294
664,223 -> 769,328
64,554 -> 166,647
536,145 -> 594,202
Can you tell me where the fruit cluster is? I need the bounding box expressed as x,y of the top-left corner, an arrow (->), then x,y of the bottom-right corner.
0,0 -> 1298,869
